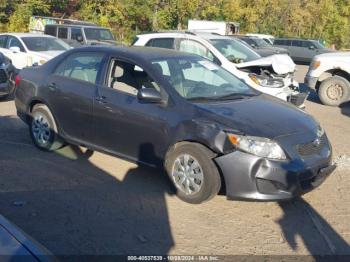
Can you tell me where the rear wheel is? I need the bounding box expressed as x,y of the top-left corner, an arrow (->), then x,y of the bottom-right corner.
165,142 -> 221,204
318,76 -> 350,106
30,104 -> 64,151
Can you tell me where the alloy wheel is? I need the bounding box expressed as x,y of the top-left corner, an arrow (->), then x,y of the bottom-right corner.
31,114 -> 51,146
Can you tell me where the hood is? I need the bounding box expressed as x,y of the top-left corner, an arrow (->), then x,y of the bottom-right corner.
257,46 -> 288,54
194,95 -> 317,139
236,54 -> 296,75
32,50 -> 65,60
87,39 -> 120,46
314,51 -> 350,61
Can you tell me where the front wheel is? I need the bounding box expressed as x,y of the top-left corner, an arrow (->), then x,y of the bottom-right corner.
30,104 -> 64,151
318,76 -> 350,106
165,142 -> 221,204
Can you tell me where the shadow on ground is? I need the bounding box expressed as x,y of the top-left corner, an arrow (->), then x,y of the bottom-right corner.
340,103 -> 350,117
278,198 -> 350,257
0,116 -> 174,256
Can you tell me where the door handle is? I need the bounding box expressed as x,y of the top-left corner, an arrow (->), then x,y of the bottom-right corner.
95,95 -> 107,104
48,82 -> 56,91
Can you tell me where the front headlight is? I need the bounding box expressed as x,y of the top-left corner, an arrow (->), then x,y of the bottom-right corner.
227,133 -> 287,160
311,60 -> 321,70
249,74 -> 284,88
39,59 -> 47,65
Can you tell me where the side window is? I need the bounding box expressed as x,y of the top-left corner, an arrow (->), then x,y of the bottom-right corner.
45,26 -> 57,37
292,40 -> 302,47
7,37 -> 25,52
107,59 -> 160,96
71,28 -> 83,41
302,41 -> 316,49
179,39 -> 215,62
0,35 -> 7,48
58,27 -> 68,39
147,38 -> 174,49
55,52 -> 104,84
152,61 -> 170,76
274,39 -> 283,45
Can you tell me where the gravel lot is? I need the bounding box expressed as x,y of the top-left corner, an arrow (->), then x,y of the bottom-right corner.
0,65 -> 349,258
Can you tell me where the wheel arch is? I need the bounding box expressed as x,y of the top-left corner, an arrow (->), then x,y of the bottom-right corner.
317,69 -> 350,91
164,140 -> 226,194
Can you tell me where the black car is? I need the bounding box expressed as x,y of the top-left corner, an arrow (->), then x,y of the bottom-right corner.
235,36 -> 289,57
273,38 -> 334,64
15,46 -> 335,204
0,52 -> 17,99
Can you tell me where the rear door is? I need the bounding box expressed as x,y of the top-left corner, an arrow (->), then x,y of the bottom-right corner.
46,51 -> 105,143
290,40 -> 305,62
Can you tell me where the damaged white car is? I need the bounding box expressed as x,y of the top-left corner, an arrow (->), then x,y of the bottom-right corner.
133,32 -> 307,107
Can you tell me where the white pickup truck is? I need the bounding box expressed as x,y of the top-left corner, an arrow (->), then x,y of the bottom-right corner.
305,52 -> 350,106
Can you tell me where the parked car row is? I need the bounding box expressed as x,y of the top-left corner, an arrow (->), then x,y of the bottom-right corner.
133,31 -> 307,107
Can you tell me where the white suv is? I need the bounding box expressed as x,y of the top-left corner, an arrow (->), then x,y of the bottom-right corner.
133,32 -> 306,107
305,52 -> 350,106
0,33 -> 70,69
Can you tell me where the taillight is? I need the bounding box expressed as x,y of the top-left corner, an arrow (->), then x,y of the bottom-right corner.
15,75 -> 22,86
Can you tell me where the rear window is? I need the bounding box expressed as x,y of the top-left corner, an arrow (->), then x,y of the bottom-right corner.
146,38 -> 174,49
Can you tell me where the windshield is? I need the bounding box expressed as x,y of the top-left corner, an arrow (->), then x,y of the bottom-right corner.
21,37 -> 70,51
253,38 -> 271,47
84,28 -> 114,41
312,40 -> 325,49
151,57 -> 257,101
210,38 -> 260,63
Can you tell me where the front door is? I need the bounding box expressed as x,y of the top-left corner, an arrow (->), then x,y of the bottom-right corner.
46,51 -> 105,143
93,58 -> 170,165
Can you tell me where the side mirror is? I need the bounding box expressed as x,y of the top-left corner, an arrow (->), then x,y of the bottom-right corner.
137,88 -> 162,103
76,35 -> 84,42
9,46 -> 20,53
309,45 -> 315,50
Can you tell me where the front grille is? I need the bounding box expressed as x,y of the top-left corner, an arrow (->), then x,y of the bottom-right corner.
296,135 -> 326,156
0,69 -> 7,84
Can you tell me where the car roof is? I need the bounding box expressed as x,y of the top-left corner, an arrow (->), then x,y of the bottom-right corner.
274,37 -> 318,41
45,24 -> 106,29
137,32 -> 234,41
72,45 -> 202,61
0,33 -> 56,38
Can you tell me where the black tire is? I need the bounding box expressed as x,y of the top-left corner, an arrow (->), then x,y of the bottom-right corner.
30,104 -> 64,151
165,142 -> 221,204
318,76 -> 350,106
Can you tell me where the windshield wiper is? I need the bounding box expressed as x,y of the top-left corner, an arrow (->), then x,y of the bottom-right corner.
187,93 -> 256,102
215,93 -> 256,100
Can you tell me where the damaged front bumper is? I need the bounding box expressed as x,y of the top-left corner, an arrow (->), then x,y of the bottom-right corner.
214,133 -> 335,201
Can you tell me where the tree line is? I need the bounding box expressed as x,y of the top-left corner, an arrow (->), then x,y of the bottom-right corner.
0,0 -> 349,48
